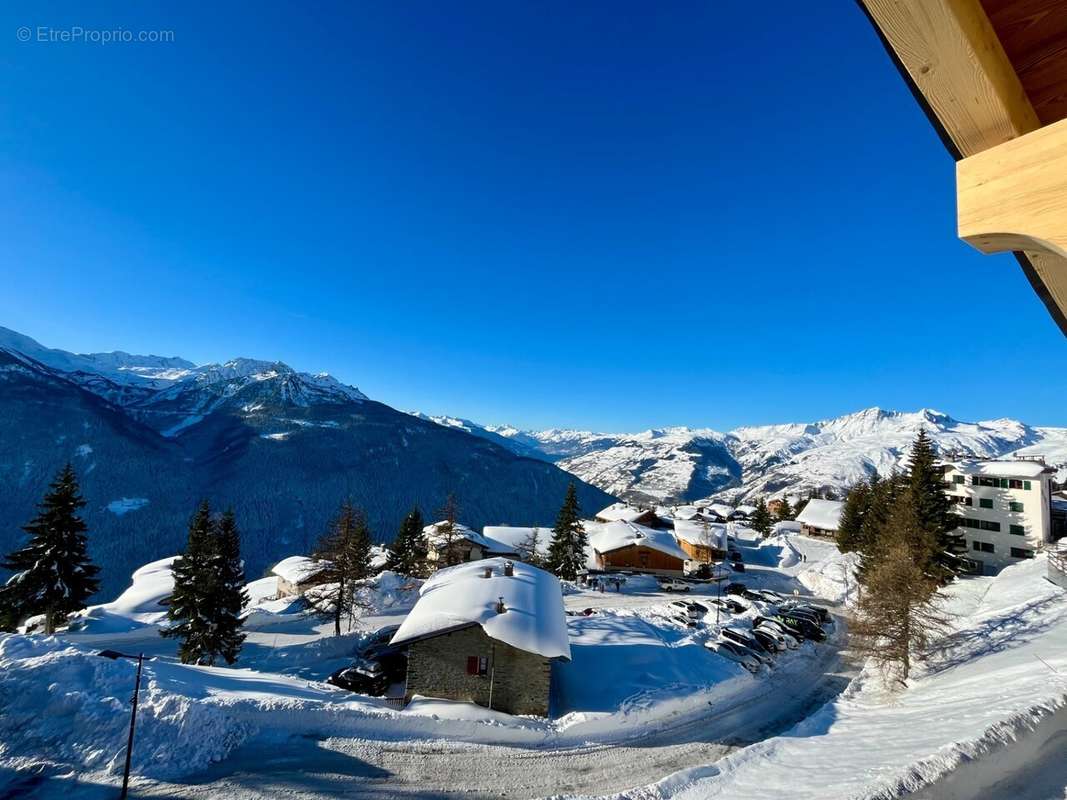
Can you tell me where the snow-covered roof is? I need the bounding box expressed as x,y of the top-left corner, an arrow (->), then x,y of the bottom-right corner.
946,460 -> 1054,479
390,558 -> 570,660
707,503 -> 735,519
672,519 -> 727,548
271,556 -> 329,585
590,521 -> 689,562
482,526 -> 552,558
735,504 -> 757,516
672,505 -> 703,521
423,522 -> 518,555
795,499 -> 845,531
595,503 -> 658,523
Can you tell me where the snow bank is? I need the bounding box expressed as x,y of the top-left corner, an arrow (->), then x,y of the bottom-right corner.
106,497 -> 149,516
797,549 -> 861,605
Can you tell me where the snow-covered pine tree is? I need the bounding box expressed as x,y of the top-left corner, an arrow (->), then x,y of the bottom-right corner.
0,463 -> 99,633
310,501 -> 374,636
214,509 -> 248,664
162,501 -> 221,664
546,483 -> 587,581
904,428 -> 963,583
386,506 -> 426,576
750,497 -> 772,537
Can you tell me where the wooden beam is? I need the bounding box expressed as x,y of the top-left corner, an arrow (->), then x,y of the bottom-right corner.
957,117 -> 1067,330
860,0 -> 1041,156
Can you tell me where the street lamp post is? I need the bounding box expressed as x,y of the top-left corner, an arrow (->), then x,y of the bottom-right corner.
98,650 -> 145,800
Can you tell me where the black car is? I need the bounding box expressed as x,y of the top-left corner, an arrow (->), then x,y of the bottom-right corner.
774,613 -> 826,642
723,582 -> 748,596
721,626 -> 771,656
781,601 -> 831,624
327,658 -> 392,696
753,614 -> 806,642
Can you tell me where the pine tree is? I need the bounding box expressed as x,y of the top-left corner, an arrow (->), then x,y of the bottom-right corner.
546,483 -> 587,581
836,479 -> 872,553
904,428 -> 963,583
213,509 -> 248,665
750,497 -> 773,538
850,501 -> 949,685
162,501 -> 221,663
0,463 -> 100,633
309,501 -> 374,636
776,497 -> 794,521
793,491 -> 813,519
386,506 -> 426,576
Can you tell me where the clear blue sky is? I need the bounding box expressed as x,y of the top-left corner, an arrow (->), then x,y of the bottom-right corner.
1,1 -> 1064,431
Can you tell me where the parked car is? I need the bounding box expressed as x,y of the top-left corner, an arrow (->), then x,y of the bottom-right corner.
671,613 -> 698,627
754,614 -> 806,642
752,626 -> 785,652
669,599 -> 706,619
362,624 -> 400,649
708,597 -> 748,614
327,658 -> 392,696
750,589 -> 785,603
774,612 -> 826,642
780,600 -> 831,623
658,577 -> 691,592
706,639 -> 761,674
721,627 -> 773,662
730,561 -> 746,573
723,582 -> 748,596
757,623 -> 799,649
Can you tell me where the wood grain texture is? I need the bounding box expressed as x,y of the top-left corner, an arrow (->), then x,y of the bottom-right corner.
982,0 -> 1067,125
861,0 -> 1040,155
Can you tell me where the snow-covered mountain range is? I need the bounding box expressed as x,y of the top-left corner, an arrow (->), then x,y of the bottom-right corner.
414,408 -> 1067,505
0,327 -> 614,597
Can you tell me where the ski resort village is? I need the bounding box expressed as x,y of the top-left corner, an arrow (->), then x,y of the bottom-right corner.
4,418 -> 1067,799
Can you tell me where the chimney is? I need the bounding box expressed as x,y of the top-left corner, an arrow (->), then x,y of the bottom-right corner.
482,566 -> 493,579
495,596 -> 506,614
503,560 -> 514,577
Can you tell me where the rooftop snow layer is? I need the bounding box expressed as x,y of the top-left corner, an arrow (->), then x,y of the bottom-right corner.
390,558 -> 570,659
947,459 -> 1054,478
708,503 -> 735,519
795,499 -> 844,531
423,521 -> 518,555
595,503 -> 657,523
271,556 -> 328,585
672,519 -> 727,549
590,521 -> 689,562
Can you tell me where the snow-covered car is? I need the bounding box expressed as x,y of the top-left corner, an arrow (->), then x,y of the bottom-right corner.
774,612 -> 826,642
670,613 -> 698,627
750,589 -> 785,603
705,639 -> 761,674
780,600 -> 831,623
658,578 -> 691,592
327,658 -> 392,696
706,597 -> 747,615
754,615 -> 806,643
723,582 -> 748,596
721,627 -> 773,663
668,600 -> 705,619
753,625 -> 787,652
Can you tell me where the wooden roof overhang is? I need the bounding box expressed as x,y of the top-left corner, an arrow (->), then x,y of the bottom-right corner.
858,0 -> 1067,335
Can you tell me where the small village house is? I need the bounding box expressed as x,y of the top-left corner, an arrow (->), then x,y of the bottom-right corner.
390,558 -> 571,716
482,526 -> 551,563
423,521 -> 519,566
672,519 -> 727,565
594,502 -> 664,528
590,520 -> 687,575
767,498 -> 788,518
271,556 -> 332,598
795,499 -> 844,538
705,503 -> 736,522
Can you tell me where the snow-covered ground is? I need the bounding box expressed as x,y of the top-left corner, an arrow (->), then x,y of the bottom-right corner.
4,528 -> 1063,800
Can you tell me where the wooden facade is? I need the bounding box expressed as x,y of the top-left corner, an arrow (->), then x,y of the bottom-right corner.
595,545 -> 684,575
676,539 -> 725,564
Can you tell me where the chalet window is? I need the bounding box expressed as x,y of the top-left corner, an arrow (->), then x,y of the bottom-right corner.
466,655 -> 489,677
953,475 -> 965,484
972,541 -> 994,553
1009,524 -> 1025,536
979,498 -> 993,509
1010,547 -> 1035,559
1009,501 -> 1024,512
1024,481 -> 1032,490
1009,479 -> 1023,489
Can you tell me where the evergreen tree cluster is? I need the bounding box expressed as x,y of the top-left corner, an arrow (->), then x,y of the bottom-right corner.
161,501 -> 248,665
750,497 -> 773,537
387,506 -> 427,576
842,429 -> 960,684
0,464 -> 99,634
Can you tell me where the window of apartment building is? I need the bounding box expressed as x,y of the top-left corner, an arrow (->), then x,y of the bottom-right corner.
1009,501 -> 1024,512
980,520 -> 1001,532
951,495 -> 972,506
1010,547 -> 1035,559
465,655 -> 489,676
1009,524 -> 1025,536
979,498 -> 993,509
953,475 -> 965,484
958,517 -> 980,529
1007,479 -> 1033,490
972,541 -> 994,553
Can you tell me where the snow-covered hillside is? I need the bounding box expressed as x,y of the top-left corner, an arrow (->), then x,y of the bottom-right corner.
436,408 -> 1067,504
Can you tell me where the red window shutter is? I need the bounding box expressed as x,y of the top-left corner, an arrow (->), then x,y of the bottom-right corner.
466,656 -> 478,675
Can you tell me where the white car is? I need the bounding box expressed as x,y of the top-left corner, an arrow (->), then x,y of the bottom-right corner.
668,600 -> 705,619
658,578 -> 691,592
757,622 -> 799,649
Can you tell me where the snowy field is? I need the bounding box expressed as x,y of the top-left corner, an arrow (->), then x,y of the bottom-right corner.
2,528 -> 1064,799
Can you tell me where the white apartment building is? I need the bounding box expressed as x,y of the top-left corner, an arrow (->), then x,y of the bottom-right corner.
943,459 -> 1057,572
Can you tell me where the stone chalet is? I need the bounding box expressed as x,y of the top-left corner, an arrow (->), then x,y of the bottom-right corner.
390,558 -> 570,716
271,556 -> 331,598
